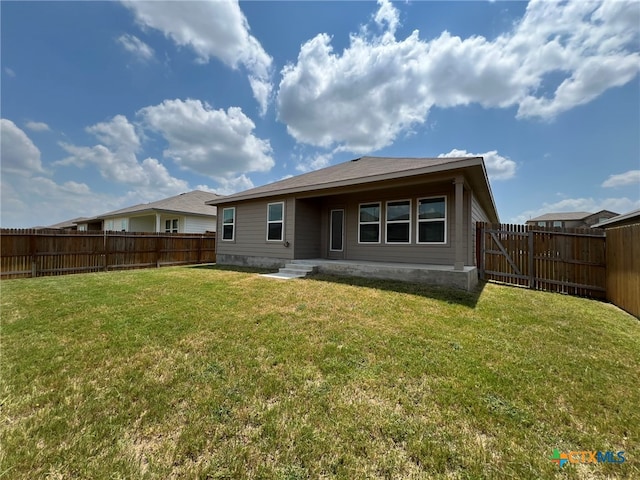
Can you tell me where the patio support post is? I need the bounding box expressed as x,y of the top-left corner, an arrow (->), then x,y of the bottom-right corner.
155,213 -> 161,233
454,176 -> 464,271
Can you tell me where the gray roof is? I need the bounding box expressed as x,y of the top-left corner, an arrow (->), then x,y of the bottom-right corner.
208,155 -> 494,206
592,209 -> 640,228
529,211 -> 594,222
47,217 -> 91,229
95,190 -> 221,220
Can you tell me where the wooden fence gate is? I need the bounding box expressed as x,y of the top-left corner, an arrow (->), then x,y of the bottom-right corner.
476,223 -> 606,298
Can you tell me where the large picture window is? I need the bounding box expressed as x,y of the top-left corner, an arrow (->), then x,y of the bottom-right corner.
417,197 -> 446,243
386,200 -> 411,243
267,202 -> 284,241
222,207 -> 235,241
359,203 -> 380,243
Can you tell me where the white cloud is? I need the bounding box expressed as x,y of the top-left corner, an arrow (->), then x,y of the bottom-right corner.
56,115 -> 188,197
4,67 -> 15,77
138,98 -> 274,180
117,33 -> 155,62
512,196 -> 640,224
277,0 -> 640,153
0,119 -> 45,176
25,121 -> 50,132
121,0 -> 273,114
211,174 -> 255,195
601,170 -> 640,188
296,152 -> 333,173
439,149 -> 516,181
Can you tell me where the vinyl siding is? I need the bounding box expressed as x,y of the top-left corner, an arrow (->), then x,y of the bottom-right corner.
294,198 -> 322,258
470,192 -> 490,265
184,216 -> 216,233
320,182 -> 457,265
216,198 -> 295,261
129,216 -> 155,232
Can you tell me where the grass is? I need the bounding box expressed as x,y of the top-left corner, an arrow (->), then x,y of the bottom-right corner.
1,266 -> 638,479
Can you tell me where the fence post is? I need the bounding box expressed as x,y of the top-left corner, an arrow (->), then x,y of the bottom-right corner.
155,233 -> 161,268
30,232 -> 37,278
528,229 -> 534,289
103,231 -> 109,272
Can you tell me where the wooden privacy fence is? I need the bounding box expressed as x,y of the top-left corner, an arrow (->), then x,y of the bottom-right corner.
605,224 -> 640,318
476,223 -> 606,298
0,229 -> 216,279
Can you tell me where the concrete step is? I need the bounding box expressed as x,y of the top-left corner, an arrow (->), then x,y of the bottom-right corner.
261,272 -> 306,280
282,264 -> 318,274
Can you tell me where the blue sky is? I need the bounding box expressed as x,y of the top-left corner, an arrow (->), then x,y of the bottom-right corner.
1,0 -> 639,228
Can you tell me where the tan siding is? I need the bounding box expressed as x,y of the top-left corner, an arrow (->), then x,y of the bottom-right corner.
323,183 -> 457,265
471,193 -> 490,265
216,199 -> 294,261
294,199 -> 322,258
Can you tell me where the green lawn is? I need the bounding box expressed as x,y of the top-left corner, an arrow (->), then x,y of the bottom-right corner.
1,266 -> 638,479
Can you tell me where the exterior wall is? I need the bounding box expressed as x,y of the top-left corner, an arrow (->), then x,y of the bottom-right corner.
293,199 -> 322,259
316,182 -> 458,265
216,198 -> 295,267
129,216 -> 155,232
470,192 -> 491,265
184,215 -> 216,233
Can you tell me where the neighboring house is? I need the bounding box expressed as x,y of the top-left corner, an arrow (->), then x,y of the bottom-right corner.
47,217 -> 92,231
78,190 -> 222,233
591,208 -> 640,229
206,156 -> 499,283
526,210 -> 619,229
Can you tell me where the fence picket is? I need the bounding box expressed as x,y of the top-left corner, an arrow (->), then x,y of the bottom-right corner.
1,229 -> 216,279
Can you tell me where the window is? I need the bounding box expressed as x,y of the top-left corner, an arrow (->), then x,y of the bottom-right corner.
386,200 -> 411,243
165,219 -> 178,233
417,197 -> 446,243
105,220 -> 114,231
537,221 -> 546,227
222,207 -> 235,241
552,221 -> 562,228
359,203 -> 380,243
267,202 -> 284,241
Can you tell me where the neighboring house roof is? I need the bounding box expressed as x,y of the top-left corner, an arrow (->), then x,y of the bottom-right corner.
592,209 -> 640,228
93,190 -> 222,220
47,217 -> 91,229
207,156 -> 499,222
528,212 -> 594,222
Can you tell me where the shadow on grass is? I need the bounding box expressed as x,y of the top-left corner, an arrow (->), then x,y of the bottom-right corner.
306,273 -> 485,309
187,263 -> 277,275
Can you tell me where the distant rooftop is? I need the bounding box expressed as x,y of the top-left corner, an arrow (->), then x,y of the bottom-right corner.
93,190 -> 222,219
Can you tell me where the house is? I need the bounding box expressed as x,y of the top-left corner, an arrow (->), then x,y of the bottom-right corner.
591,208 -> 640,229
526,210 -> 618,229
206,156 -> 499,290
78,190 -> 222,233
46,217 -> 93,231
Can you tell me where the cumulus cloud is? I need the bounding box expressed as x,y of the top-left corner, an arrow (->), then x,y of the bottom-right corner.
601,169 -> 640,188
0,119 -> 45,176
512,196 -> 640,224
121,0 -> 273,114
117,33 -> 155,62
56,115 -> 188,197
296,152 -> 333,173
439,149 -> 516,181
277,0 -> 640,153
138,98 -> 274,180
25,121 -> 51,132
0,119 -> 112,228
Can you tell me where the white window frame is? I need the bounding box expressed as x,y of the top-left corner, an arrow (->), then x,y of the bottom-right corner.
417,196 -> 447,244
552,221 -> 562,228
385,199 -> 411,244
358,202 -> 381,244
221,207 -> 235,241
266,202 -> 285,242
165,218 -> 179,233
